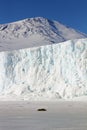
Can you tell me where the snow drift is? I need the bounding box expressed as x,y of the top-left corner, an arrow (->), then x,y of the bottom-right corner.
0,38 -> 87,100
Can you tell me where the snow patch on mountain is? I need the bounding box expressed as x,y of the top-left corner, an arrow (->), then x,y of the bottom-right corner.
0,38 -> 87,100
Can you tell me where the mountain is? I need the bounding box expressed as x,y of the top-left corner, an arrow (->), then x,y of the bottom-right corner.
0,17 -> 87,51
0,38 -> 87,101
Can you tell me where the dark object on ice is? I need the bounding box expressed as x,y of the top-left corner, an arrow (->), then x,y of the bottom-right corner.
37,108 -> 47,111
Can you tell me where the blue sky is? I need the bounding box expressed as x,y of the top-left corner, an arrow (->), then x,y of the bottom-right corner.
0,0 -> 87,33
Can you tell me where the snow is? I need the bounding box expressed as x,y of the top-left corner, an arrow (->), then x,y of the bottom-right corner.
0,38 -> 87,100
0,101 -> 87,130
0,17 -> 87,130
0,17 -> 87,52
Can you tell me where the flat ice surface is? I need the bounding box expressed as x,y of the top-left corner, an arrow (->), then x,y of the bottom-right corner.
0,101 -> 87,130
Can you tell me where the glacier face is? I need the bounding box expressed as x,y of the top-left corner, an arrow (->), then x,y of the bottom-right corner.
0,38 -> 87,100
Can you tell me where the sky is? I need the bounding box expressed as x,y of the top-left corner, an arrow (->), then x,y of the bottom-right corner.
0,0 -> 87,33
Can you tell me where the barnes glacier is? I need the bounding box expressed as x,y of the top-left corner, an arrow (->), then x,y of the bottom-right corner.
0,38 -> 87,100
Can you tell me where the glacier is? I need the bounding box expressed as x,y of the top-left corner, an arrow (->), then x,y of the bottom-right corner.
0,38 -> 87,100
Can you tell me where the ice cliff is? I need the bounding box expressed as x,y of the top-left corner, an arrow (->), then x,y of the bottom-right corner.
0,38 -> 87,100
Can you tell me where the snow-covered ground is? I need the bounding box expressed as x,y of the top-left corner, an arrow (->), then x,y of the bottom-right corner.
0,101 -> 87,130
0,38 -> 87,100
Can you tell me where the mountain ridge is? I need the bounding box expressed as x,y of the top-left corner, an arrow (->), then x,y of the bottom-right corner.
0,17 -> 87,47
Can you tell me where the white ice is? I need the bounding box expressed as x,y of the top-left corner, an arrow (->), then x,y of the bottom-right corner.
0,38 -> 87,100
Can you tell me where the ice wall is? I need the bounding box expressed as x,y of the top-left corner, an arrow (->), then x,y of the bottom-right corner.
0,39 -> 87,100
